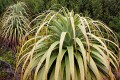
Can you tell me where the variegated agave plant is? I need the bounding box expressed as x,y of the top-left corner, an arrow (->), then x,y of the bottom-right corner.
17,8 -> 120,80
1,2 -> 30,52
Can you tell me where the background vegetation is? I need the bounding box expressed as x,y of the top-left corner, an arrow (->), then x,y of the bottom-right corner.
0,0 -> 120,35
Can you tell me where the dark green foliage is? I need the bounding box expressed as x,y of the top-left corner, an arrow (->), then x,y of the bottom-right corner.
22,0 -> 45,15
0,48 -> 15,79
0,47 -> 16,68
0,0 -> 15,16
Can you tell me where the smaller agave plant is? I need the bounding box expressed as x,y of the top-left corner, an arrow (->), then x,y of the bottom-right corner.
17,8 -> 120,80
1,2 -> 30,52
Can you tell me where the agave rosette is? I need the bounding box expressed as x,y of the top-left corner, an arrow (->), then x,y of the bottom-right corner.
17,8 -> 120,80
